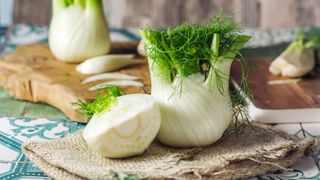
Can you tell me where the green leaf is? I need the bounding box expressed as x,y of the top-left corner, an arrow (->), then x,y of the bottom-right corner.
221,35 -> 251,60
305,36 -> 320,49
72,86 -> 125,119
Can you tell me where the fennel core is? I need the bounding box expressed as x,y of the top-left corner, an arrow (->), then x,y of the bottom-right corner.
141,13 -> 252,147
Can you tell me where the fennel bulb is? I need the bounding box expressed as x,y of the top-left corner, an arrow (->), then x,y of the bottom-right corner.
269,30 -> 318,78
49,0 -> 110,63
76,87 -> 161,158
141,13 -> 251,147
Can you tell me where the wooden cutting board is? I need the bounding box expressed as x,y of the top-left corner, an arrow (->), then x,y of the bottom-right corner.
0,43 -> 151,123
231,58 -> 320,123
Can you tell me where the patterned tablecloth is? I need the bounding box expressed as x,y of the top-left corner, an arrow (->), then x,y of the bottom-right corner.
0,25 -> 319,179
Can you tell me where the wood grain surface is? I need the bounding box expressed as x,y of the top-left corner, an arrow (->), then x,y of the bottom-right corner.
12,0 -> 320,28
231,59 -> 320,109
0,43 -> 150,123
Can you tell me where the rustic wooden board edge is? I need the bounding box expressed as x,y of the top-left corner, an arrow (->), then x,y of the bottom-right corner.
0,59 -> 88,123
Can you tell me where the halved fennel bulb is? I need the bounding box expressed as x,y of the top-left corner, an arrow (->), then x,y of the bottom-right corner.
83,94 -> 161,158
269,30 -> 318,78
269,48 -> 314,78
49,0 -> 110,62
269,44 -> 315,78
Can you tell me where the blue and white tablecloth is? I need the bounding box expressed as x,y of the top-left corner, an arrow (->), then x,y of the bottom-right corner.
0,25 -> 319,179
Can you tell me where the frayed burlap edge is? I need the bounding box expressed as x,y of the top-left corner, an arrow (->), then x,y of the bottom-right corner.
22,149 -> 83,180
185,137 -> 316,179
22,123 -> 317,180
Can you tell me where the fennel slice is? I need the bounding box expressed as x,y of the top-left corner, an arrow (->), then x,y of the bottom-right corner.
82,73 -> 140,84
76,54 -> 135,75
267,78 -> 301,85
89,80 -> 144,91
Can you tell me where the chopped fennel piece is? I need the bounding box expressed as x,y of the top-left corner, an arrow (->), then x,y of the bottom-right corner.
76,54 -> 135,75
267,78 -> 301,85
82,73 -> 139,84
89,80 -> 144,91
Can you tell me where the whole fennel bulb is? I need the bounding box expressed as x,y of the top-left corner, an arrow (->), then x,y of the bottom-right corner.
49,0 -> 111,63
141,14 -> 251,147
269,30 -> 318,78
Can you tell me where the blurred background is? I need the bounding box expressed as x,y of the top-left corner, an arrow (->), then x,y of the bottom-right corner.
1,0 -> 320,58
0,0 -> 320,28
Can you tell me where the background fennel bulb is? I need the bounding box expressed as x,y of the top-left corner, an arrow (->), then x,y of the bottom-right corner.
141,13 -> 251,147
76,86 -> 161,158
269,30 -> 319,78
49,0 -> 111,63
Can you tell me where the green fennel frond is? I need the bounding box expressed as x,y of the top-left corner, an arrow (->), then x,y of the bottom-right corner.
294,28 -> 319,49
72,86 -> 125,119
230,57 -> 253,132
141,12 -> 246,82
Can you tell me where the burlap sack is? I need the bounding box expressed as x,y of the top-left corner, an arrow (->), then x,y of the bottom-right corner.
23,124 -> 316,180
